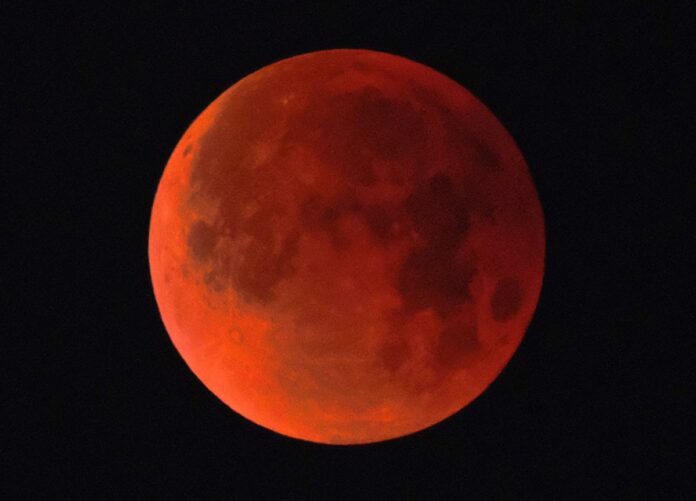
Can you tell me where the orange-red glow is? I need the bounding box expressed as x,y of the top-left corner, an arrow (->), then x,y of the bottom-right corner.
148,49 -> 545,444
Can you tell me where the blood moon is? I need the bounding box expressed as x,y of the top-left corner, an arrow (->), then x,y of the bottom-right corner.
149,49 -> 544,444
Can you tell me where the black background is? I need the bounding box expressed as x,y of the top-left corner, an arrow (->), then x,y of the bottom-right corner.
6,2 -> 692,498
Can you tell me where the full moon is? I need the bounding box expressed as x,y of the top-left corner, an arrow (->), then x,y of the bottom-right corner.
149,49 -> 545,444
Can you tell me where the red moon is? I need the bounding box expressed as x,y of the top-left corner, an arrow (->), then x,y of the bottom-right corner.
149,49 -> 544,444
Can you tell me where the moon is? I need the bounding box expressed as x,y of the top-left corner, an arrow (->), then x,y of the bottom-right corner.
149,49 -> 545,444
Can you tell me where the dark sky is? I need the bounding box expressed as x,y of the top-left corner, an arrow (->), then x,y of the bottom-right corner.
6,2 -> 691,498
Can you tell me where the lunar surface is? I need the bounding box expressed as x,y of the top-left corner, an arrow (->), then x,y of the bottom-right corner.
149,49 -> 545,444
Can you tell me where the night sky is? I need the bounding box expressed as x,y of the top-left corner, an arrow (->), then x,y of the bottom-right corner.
6,2 -> 691,498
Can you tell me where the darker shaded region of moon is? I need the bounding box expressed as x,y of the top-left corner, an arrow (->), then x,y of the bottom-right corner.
149,49 -> 545,444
